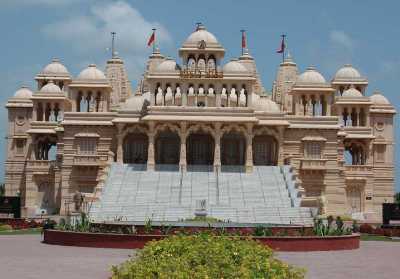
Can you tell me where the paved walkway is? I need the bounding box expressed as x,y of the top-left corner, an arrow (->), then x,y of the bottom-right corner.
0,235 -> 399,279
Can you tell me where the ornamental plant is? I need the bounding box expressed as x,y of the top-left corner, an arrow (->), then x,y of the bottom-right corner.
111,233 -> 305,279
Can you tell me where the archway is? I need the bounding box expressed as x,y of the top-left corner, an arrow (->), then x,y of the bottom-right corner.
187,133 -> 214,165
221,131 -> 245,165
253,135 -> 278,166
155,130 -> 180,165
123,133 -> 148,164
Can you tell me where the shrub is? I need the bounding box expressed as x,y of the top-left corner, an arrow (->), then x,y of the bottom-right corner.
0,224 -> 13,231
112,233 -> 305,279
359,224 -> 374,234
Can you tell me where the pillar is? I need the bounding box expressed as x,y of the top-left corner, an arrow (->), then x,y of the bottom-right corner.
215,85 -> 222,107
245,124 -> 253,173
116,125 -> 124,163
277,127 -> 285,165
179,122 -> 187,172
147,122 -> 155,170
213,123 -> 221,171
181,84 -> 188,106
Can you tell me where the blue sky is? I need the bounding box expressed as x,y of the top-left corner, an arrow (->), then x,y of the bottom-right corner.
0,0 -> 399,191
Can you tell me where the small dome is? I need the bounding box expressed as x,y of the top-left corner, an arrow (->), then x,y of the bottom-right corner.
122,93 -> 150,111
252,95 -> 280,113
370,91 -> 390,105
342,86 -> 362,98
42,58 -> 70,76
183,25 -> 220,47
223,59 -> 249,74
14,86 -> 33,98
77,64 -> 106,80
155,58 -> 180,73
334,64 -> 361,80
296,66 -> 326,85
40,81 -> 62,93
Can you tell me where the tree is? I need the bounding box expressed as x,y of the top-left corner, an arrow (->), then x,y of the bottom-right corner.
0,183 -> 4,197
395,192 -> 400,204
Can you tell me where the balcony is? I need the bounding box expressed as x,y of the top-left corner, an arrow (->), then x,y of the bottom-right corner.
73,154 -> 101,166
344,165 -> 373,181
27,160 -> 56,175
179,69 -> 223,79
300,159 -> 327,172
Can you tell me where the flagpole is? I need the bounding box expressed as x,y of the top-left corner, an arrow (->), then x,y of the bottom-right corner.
281,34 -> 286,63
240,29 -> 245,55
152,28 -> 156,53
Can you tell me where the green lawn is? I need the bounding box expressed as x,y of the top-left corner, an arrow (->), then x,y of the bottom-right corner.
360,234 -> 400,242
0,228 -> 42,235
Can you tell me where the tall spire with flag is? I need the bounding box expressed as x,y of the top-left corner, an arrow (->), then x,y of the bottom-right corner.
147,28 -> 156,52
276,34 -> 286,62
241,29 -> 247,55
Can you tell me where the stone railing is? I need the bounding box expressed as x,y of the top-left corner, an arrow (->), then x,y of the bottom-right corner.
73,155 -> 101,166
179,69 -> 223,79
344,165 -> 373,178
300,159 -> 327,171
27,160 -> 56,174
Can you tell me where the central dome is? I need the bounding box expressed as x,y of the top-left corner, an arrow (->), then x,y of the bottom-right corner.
41,58 -> 70,76
182,24 -> 221,48
40,81 -> 62,93
296,66 -> 326,85
334,64 -> 362,80
77,64 -> 106,80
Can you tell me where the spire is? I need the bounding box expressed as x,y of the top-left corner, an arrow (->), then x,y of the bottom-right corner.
111,32 -> 117,58
281,49 -> 296,65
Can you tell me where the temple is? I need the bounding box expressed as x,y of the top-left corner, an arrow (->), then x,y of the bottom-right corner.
5,24 -> 396,223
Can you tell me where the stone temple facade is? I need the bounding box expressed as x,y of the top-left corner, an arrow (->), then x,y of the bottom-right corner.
5,24 -> 396,222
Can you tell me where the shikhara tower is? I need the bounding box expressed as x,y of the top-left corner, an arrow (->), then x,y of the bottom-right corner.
4,24 -> 396,223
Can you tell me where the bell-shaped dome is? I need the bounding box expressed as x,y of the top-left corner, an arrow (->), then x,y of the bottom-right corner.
155,58 -> 180,73
14,86 -> 33,98
183,24 -> 219,46
41,58 -> 70,76
342,86 -> 363,98
334,64 -> 361,80
40,81 -> 62,93
223,59 -> 249,74
252,95 -> 280,113
370,91 -> 390,105
296,66 -> 326,85
122,93 -> 150,111
77,64 -> 106,80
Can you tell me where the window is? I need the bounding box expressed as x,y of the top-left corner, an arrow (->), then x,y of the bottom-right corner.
376,145 -> 386,162
305,142 -> 322,159
15,139 -> 25,154
78,138 -> 97,155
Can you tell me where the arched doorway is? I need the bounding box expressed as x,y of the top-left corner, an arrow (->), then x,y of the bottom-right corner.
253,135 -> 278,165
123,133 -> 148,164
36,182 -> 55,214
155,130 -> 180,165
187,133 -> 214,165
221,131 -> 245,165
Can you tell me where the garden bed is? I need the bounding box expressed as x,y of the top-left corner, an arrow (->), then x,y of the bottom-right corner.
43,229 -> 360,251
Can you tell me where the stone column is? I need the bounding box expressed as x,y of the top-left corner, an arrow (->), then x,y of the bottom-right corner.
277,126 -> 285,165
147,122 -> 155,170
245,124 -> 254,173
213,123 -> 222,171
150,84 -> 156,106
215,85 -> 222,107
356,107 -> 360,127
179,122 -> 187,172
116,125 -> 124,163
326,94 -> 332,116
181,84 -> 188,106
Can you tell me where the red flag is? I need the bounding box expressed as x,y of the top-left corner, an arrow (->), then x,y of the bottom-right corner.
242,31 -> 247,49
276,36 -> 285,53
147,31 -> 155,47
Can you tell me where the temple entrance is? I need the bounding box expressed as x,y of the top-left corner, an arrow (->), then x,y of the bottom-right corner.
123,133 -> 148,164
253,135 -> 278,165
221,132 -> 245,165
187,133 -> 214,165
347,186 -> 363,214
155,130 -> 180,165
36,182 -> 55,214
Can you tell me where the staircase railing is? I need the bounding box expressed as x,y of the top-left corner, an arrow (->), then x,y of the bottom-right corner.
178,165 -> 184,205
215,165 -> 220,205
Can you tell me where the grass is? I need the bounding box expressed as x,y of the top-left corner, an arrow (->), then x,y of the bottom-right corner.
360,234 -> 400,242
0,228 -> 42,235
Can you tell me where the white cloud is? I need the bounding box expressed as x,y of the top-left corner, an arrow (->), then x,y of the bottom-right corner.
2,0 -> 84,6
329,30 -> 355,50
42,1 -> 172,80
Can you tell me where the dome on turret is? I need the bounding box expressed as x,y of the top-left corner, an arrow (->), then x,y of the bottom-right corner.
122,93 -> 150,111
334,64 -> 362,80
296,66 -> 326,85
14,86 -> 33,98
41,58 -> 70,76
223,59 -> 249,74
370,91 -> 390,105
183,24 -> 220,47
77,64 -> 107,80
155,58 -> 180,73
39,81 -> 62,93
252,95 -> 280,113
342,86 -> 363,98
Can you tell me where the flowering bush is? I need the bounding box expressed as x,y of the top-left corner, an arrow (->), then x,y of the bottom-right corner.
0,219 -> 42,230
111,233 -> 305,279
359,223 -> 374,234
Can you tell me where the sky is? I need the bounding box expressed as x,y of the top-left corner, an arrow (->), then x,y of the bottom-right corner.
0,0 -> 398,191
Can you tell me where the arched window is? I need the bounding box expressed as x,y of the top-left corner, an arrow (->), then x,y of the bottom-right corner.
197,56 -> 206,72
207,56 -> 216,71
188,56 -> 196,70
